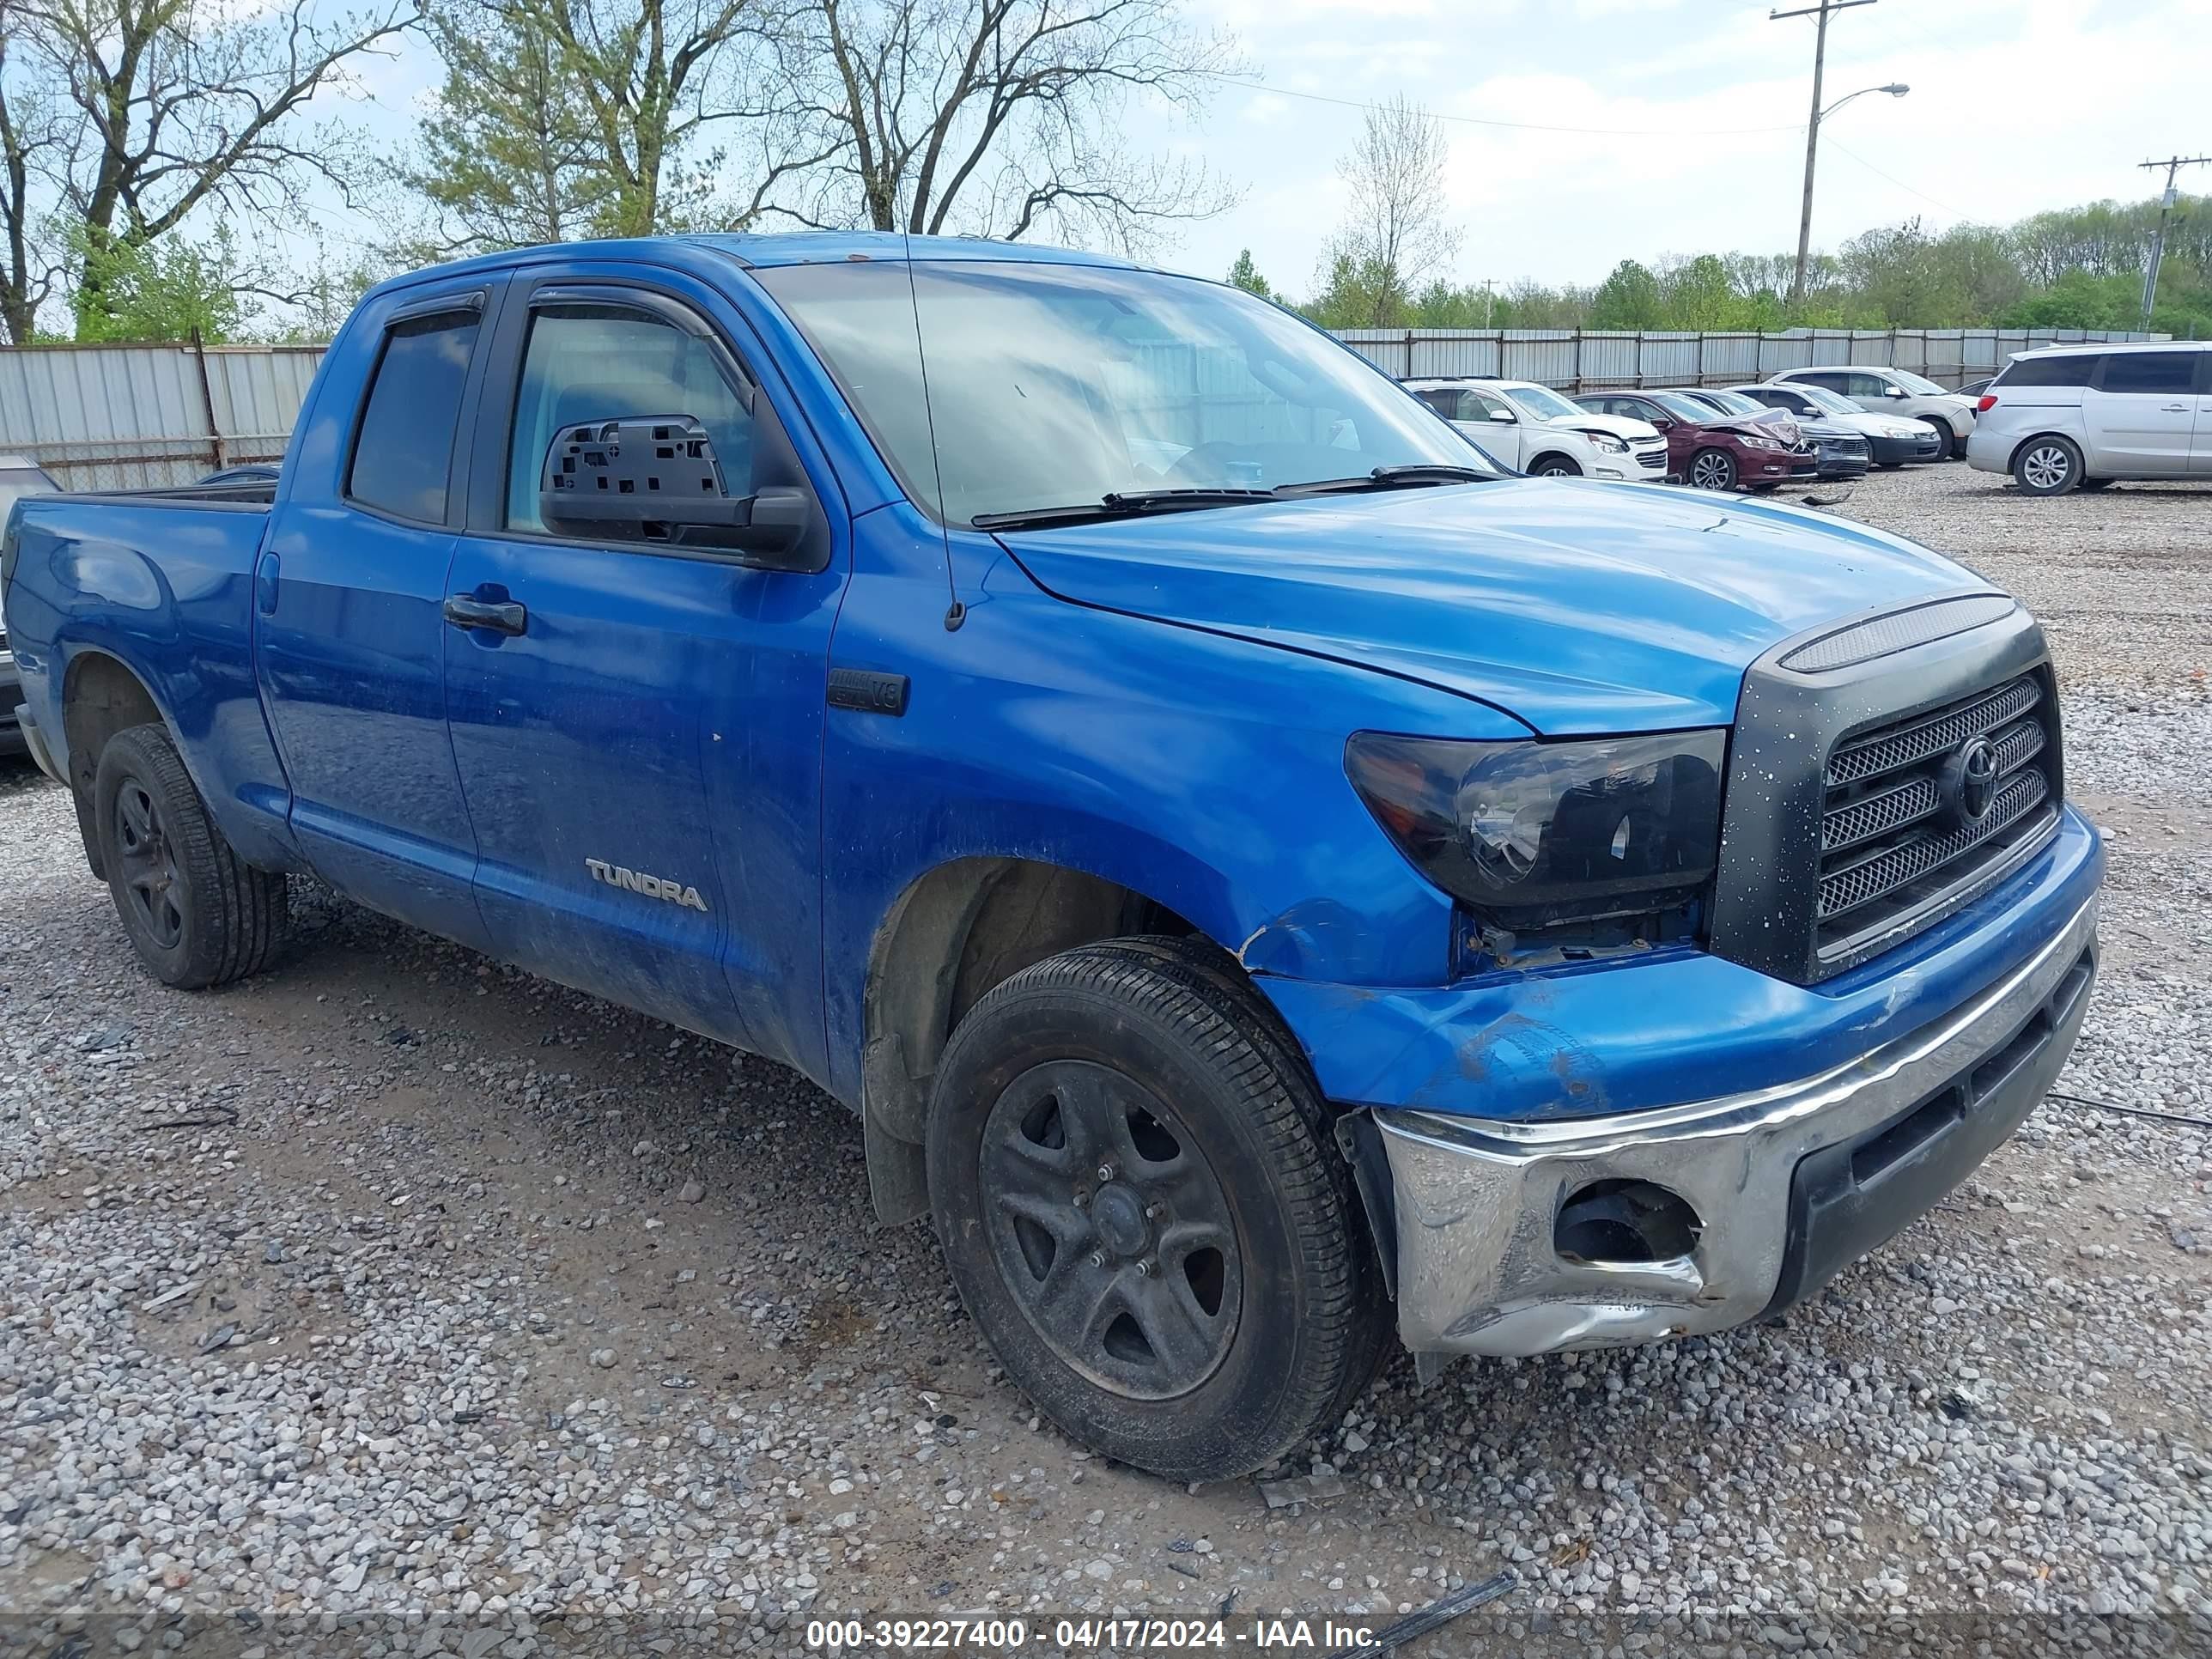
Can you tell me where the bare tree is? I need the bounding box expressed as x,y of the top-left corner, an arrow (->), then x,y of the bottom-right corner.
7,0 -> 413,333
766,0 -> 1238,253
428,0 -> 839,240
1319,94 -> 1459,327
0,18 -> 70,340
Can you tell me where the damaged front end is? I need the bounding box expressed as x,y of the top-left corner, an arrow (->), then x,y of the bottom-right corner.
1353,890 -> 2096,1369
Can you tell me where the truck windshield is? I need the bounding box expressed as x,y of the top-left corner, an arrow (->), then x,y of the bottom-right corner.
754,259 -> 1493,526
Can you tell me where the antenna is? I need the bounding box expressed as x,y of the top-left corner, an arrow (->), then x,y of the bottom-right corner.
901,232 -> 967,631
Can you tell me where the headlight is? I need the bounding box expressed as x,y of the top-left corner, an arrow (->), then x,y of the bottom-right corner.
1588,433 -> 1628,454
1739,433 -> 1783,451
1346,731 -> 1725,933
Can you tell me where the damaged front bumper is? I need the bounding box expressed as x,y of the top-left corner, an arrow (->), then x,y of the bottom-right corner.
1373,892 -> 2098,1359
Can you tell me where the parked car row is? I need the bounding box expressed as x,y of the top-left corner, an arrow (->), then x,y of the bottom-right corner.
1402,365 -> 1975,494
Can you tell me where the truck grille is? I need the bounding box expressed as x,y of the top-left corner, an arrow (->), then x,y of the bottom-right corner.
1814,672 -> 2061,959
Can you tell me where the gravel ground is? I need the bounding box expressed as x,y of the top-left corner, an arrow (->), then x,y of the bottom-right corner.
3,462 -> 2209,1657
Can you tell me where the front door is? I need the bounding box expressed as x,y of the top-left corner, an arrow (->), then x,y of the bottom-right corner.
441,265 -> 846,1071
256,276 -> 506,951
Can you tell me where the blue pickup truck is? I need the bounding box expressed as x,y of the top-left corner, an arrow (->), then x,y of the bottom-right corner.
1,234 -> 2101,1481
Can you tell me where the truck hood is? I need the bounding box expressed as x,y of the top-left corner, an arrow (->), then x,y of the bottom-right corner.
998,478 -> 1986,734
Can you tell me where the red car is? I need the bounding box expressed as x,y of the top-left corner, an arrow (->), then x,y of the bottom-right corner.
1573,389 -> 1818,491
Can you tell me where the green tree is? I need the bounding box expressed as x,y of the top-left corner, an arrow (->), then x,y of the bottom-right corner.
1227,249 -> 1273,301
1588,259 -> 1662,329
69,224 -> 246,342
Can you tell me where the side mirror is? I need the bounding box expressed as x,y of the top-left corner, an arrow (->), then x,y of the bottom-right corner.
1883,385 -> 1907,398
1488,409 -> 1517,423
1649,416 -> 1674,429
539,415 -> 814,570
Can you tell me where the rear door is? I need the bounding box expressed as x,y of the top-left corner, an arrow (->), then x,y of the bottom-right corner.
441,262 -> 847,1069
256,275 -> 507,951
2086,350 -> 2200,475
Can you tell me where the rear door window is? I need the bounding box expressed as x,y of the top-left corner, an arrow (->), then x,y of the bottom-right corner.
349,307 -> 483,522
1844,373 -> 1891,398
2097,352 -> 2197,395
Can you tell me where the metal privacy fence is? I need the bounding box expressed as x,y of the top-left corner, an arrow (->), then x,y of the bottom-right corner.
0,323 -> 2169,490
0,337 -> 325,490
1332,325 -> 2166,389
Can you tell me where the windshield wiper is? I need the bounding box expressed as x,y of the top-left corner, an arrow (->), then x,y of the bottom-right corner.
1273,463 -> 1496,497
972,487 -> 1273,532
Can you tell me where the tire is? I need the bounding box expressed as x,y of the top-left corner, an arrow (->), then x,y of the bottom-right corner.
94,723 -> 287,988
1530,453 -> 1582,477
927,936 -> 1392,1482
1875,460 -> 1905,470
1687,447 -> 1737,490
1923,418 -> 1959,459
2011,435 -> 2082,496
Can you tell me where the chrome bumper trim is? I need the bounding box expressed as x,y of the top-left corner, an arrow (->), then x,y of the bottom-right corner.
1375,896 -> 2099,1358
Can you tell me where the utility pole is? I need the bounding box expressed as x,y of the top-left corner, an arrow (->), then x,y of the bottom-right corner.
2137,155 -> 2210,329
1774,0 -> 1878,305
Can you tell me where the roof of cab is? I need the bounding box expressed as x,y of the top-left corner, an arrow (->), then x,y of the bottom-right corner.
359,232 -> 1139,306
683,231 -> 1136,269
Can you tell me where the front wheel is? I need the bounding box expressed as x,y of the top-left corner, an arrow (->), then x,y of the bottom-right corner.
2013,436 -> 2083,495
1924,418 -> 1960,459
927,937 -> 1390,1482
1687,447 -> 1738,490
1530,453 -> 1582,477
94,722 -> 287,988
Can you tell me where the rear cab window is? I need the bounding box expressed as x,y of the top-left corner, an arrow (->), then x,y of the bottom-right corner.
348,306 -> 483,522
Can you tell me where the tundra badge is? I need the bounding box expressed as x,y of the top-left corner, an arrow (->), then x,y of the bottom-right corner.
586,859 -> 709,913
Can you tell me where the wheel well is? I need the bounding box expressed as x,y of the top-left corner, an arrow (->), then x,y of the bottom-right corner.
2008,430 -> 2080,468
1529,451 -> 1578,473
860,857 -> 1200,1224
60,652 -> 164,879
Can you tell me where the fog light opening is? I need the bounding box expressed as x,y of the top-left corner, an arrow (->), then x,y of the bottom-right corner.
1554,1179 -> 1702,1265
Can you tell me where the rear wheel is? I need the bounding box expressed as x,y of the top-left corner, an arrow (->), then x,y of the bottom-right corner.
2012,436 -> 2082,496
94,723 -> 287,988
1530,453 -> 1582,477
927,937 -> 1390,1481
1687,447 -> 1737,490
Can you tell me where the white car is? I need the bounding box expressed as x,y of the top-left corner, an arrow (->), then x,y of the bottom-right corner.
1764,365 -> 1977,459
1404,378 -> 1670,481
1966,341 -> 2212,495
1726,383 -> 1946,467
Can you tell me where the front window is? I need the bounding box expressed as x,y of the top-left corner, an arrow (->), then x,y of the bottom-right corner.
1887,369 -> 1945,395
1696,389 -> 1768,417
1650,392 -> 1717,422
1500,384 -> 1583,422
755,260 -> 1493,526
506,305 -> 753,532
1787,384 -> 1860,417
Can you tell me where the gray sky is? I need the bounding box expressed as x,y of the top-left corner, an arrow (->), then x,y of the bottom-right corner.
317,0 -> 2209,296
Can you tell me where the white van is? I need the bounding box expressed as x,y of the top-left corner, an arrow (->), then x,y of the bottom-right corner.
1965,342 -> 2212,495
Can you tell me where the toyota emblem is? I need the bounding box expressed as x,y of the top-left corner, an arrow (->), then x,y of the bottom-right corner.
1948,736 -> 2000,825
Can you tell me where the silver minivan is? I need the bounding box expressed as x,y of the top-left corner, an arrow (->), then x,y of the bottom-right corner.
1964,343 -> 2212,495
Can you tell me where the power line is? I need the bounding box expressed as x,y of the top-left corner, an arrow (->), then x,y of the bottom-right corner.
1822,138 -> 1971,220
1211,76 -> 1805,138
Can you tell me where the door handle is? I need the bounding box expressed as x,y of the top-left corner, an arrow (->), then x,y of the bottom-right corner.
2162,403 -> 2190,412
442,594 -> 528,635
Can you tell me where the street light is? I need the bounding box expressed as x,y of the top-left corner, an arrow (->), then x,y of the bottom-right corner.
1790,81 -> 1910,301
